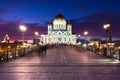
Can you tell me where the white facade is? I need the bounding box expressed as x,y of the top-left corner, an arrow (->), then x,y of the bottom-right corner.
42,12 -> 76,44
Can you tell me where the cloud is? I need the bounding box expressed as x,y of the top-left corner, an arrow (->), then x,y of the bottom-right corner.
0,9 -> 8,15
0,20 -> 47,40
0,11 -> 119,41
71,11 -> 120,38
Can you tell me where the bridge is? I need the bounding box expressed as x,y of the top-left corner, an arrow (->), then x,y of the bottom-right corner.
0,45 -> 120,80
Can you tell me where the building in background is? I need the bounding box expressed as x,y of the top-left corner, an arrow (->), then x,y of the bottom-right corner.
42,12 -> 76,44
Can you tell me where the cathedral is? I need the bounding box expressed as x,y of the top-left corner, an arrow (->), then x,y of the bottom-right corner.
42,12 -> 76,44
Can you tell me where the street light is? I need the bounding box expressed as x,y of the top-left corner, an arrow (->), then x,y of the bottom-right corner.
77,34 -> 81,44
118,47 -> 120,61
19,25 -> 27,57
83,31 -> 88,49
35,31 -> 39,37
78,34 -> 80,37
40,34 -> 44,44
34,31 -> 39,45
103,22 -> 110,47
19,25 -> 27,45
84,31 -> 88,41
4,34 -> 10,62
78,34 -> 81,39
103,22 -> 110,57
103,23 -> 110,30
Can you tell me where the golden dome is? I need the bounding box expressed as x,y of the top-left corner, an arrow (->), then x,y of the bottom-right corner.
67,22 -> 72,26
48,23 -> 52,26
54,12 -> 65,20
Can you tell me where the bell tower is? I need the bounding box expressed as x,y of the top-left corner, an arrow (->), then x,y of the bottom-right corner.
48,22 -> 52,34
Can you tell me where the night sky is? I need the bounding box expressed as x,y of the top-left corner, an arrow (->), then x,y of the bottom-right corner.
0,0 -> 120,41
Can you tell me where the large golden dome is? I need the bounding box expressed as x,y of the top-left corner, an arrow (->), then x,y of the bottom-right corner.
54,12 -> 65,20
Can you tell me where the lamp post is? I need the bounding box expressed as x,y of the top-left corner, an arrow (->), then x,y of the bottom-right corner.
19,25 -> 27,57
78,34 -> 81,39
119,47 -> 120,61
6,38 -> 10,62
78,34 -> 80,37
34,31 -> 39,45
84,31 -> 88,49
77,34 -> 80,43
84,31 -> 88,41
103,22 -> 110,47
19,25 -> 27,45
41,34 -> 44,44
35,32 -> 39,37
103,22 -> 110,56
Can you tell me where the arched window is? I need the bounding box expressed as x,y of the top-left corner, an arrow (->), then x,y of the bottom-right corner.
59,24 -> 60,29
61,24 -> 63,29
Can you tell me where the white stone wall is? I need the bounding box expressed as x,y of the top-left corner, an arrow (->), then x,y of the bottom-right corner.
42,33 -> 76,45
53,19 -> 66,30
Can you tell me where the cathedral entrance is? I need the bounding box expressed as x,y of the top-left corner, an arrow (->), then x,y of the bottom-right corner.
58,37 -> 62,43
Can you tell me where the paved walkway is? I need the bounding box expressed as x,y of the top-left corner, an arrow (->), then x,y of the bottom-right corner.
0,46 -> 120,80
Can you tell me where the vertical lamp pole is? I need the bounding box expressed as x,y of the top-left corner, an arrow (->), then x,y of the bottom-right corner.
6,37 -> 10,62
84,31 -> 88,42
119,47 -> 120,61
19,25 -> 27,56
35,31 -> 39,45
41,34 -> 44,44
84,31 -> 88,49
103,22 -> 110,56
78,34 -> 80,44
78,34 -> 80,38
19,25 -> 27,45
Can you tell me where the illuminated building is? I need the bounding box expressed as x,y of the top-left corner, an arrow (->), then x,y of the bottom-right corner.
42,12 -> 76,44
3,34 -> 10,43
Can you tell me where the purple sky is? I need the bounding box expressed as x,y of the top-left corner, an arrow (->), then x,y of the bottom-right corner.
0,0 -> 120,40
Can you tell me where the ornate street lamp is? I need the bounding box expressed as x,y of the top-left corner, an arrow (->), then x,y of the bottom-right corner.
19,25 -> 27,45
77,34 -> 81,44
35,32 -> 39,37
103,22 -> 110,57
19,25 -> 27,56
84,31 -> 88,41
83,31 -> 88,49
103,22 -> 110,47
40,34 -> 44,44
119,47 -> 120,61
6,45 -> 10,62
4,34 -> 10,62
78,34 -> 80,37
34,31 -> 39,45
78,34 -> 80,39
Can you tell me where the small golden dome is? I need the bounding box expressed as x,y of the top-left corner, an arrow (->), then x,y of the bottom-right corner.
48,23 -> 52,26
67,22 -> 72,26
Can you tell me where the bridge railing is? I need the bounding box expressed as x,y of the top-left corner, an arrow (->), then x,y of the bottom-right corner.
0,44 -> 35,63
